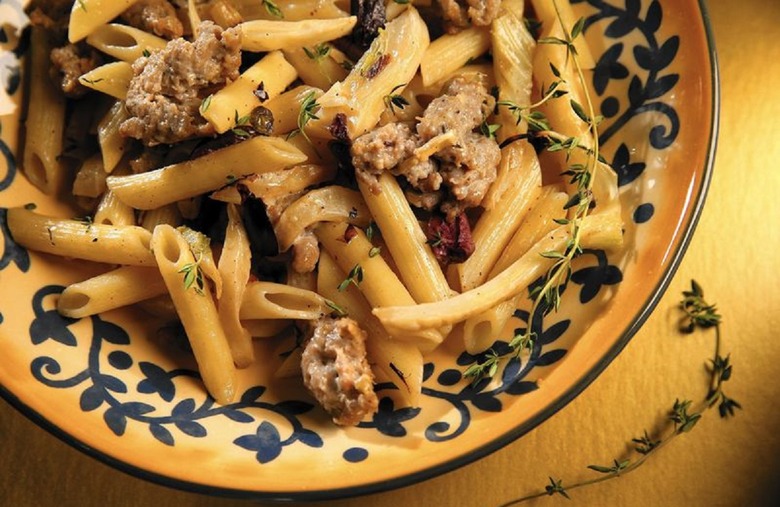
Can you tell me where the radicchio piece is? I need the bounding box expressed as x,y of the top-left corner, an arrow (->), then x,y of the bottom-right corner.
328,113 -> 350,142
239,187 -> 279,258
351,0 -> 386,49
343,224 -> 358,243
426,213 -> 475,265
362,53 -> 391,79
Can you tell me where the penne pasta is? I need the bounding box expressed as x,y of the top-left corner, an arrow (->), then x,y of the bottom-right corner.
240,281 -> 330,320
151,225 -> 237,404
68,0 -> 141,43
420,27 -> 491,87
275,186 -> 371,252
106,136 -> 308,210
58,266 -> 168,318
97,101 -> 130,174
6,208 -> 155,267
78,61 -> 134,100
358,173 -> 452,305
233,0 -> 348,21
282,46 -> 349,90
86,23 -> 168,62
308,7 -> 430,140
317,251 -> 422,406
22,27 -> 68,195
201,51 -> 298,134
263,85 -> 324,136
455,141 -> 543,292
210,164 -> 336,204
217,204 -> 255,368
316,221 -> 445,351
94,189 -> 137,227
238,17 -> 357,52
491,0 -> 536,143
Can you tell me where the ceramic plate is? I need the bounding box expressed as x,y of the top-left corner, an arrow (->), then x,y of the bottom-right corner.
0,0 -> 717,500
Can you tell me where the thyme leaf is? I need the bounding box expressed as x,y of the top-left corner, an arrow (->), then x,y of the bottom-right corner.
303,43 -> 331,62
262,0 -> 283,19
178,254 -> 205,296
338,264 -> 364,292
383,83 -> 410,115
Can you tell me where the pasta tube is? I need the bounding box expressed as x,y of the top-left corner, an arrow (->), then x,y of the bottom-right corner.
23,27 -> 68,195
68,0 -> 141,42
6,208 -> 155,266
94,190 -> 137,227
317,251 -> 422,406
491,0 -> 536,143
78,61 -> 134,100
233,0 -> 348,21
151,225 -> 237,404
86,23 -> 168,62
240,282 -> 330,320
106,136 -> 307,210
455,141 -> 542,292
358,173 -> 452,305
316,221 -> 445,351
308,7 -> 430,139
420,27 -> 491,87
217,204 -> 254,368
201,51 -> 298,134
238,17 -> 357,52
275,186 -> 371,252
58,266 -> 168,318
97,101 -> 130,174
282,46 -> 349,90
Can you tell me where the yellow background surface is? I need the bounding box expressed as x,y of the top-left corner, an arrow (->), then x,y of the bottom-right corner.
2,0 -> 779,505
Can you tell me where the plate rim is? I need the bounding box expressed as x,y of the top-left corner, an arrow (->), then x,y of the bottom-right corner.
0,0 -> 720,501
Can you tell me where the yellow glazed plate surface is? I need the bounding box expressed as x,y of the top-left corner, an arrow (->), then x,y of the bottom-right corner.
0,0 -> 717,499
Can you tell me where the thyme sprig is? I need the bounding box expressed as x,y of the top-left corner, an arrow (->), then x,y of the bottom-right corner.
498,280 -> 740,506
466,1 -> 601,381
287,91 -> 320,151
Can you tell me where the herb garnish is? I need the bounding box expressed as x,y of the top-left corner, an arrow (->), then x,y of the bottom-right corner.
383,83 -> 410,115
325,298 -> 348,317
338,264 -> 364,292
287,91 -> 320,148
303,43 -> 331,62
479,120 -> 501,140
497,281 -> 740,505
231,110 -> 252,138
262,0 -> 283,19
465,1 -> 603,382
199,95 -> 213,115
178,254 -> 205,296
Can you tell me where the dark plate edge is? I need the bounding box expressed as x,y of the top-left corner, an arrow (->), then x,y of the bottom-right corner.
0,0 -> 721,502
